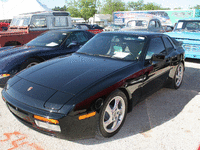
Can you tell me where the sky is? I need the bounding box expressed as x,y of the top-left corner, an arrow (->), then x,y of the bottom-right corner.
1,0 -> 199,9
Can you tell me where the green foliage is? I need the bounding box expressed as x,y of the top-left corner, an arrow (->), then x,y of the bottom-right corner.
127,0 -> 170,11
174,7 -> 182,10
52,5 -> 67,11
143,2 -> 170,10
128,0 -> 144,10
190,5 -> 200,9
53,0 -> 99,21
101,0 -> 126,15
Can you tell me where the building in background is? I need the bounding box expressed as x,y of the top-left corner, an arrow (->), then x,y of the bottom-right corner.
89,14 -> 112,27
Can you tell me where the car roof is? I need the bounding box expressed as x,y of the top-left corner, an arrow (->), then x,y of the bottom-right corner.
101,31 -> 165,37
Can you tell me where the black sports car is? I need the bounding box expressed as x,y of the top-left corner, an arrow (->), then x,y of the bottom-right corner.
0,29 -> 94,86
2,32 -> 185,139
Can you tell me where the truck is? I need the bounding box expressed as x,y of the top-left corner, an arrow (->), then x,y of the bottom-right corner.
113,9 -> 200,26
165,18 -> 200,59
0,22 -> 10,31
0,11 -> 72,47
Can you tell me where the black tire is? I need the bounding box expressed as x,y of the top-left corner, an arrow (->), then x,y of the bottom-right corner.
172,62 -> 184,89
20,58 -> 41,70
96,90 -> 128,138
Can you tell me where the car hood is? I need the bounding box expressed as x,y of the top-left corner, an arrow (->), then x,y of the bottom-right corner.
6,53 -> 133,110
166,32 -> 200,41
0,46 -> 52,59
17,53 -> 133,94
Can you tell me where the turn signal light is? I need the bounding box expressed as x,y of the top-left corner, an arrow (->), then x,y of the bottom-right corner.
79,111 -> 96,120
34,115 -> 59,124
0,74 -> 10,78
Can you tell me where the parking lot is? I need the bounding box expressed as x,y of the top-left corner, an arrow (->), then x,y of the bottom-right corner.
0,60 -> 200,150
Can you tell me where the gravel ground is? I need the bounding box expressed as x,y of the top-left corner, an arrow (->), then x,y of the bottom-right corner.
0,60 -> 200,150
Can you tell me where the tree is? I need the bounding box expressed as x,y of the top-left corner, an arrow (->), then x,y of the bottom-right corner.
52,5 -> 67,11
174,7 -> 182,10
143,2 -> 170,10
101,0 -> 127,15
190,5 -> 200,9
128,0 -> 144,10
66,0 -> 98,21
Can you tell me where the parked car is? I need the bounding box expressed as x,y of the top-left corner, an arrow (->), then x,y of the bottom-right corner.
0,29 -> 94,86
73,23 -> 103,34
0,11 -> 72,47
2,31 -> 184,139
166,18 -> 200,59
103,24 -> 124,31
121,17 -> 164,32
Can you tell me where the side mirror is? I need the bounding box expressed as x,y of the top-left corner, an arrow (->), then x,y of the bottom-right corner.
151,54 -> 165,62
67,41 -> 78,48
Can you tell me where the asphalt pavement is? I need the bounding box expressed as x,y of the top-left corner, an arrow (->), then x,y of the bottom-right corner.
0,60 -> 199,150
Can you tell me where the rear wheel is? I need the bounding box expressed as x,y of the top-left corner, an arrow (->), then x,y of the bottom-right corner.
21,58 -> 41,70
96,90 -> 128,138
172,63 -> 184,89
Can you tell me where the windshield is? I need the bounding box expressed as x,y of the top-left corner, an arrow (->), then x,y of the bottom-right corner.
174,21 -> 200,32
127,20 -> 148,28
26,31 -> 69,47
77,33 -> 146,61
10,16 -> 31,26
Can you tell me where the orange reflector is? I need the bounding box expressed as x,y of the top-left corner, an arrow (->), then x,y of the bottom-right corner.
34,115 -> 59,124
1,74 -> 10,77
79,111 -> 96,120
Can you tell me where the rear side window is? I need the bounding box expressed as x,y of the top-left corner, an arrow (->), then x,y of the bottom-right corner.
54,17 -> 68,27
145,37 -> 166,59
31,16 -> 47,28
163,37 -> 174,52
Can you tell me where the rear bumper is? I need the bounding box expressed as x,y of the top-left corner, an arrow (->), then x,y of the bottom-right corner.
1,89 -> 98,140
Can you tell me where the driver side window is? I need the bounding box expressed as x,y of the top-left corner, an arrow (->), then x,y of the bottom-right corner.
145,37 -> 166,59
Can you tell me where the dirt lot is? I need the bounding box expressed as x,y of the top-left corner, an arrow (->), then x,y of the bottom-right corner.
0,60 -> 200,150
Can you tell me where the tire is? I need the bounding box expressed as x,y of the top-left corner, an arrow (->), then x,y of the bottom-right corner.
21,58 -> 41,70
172,62 -> 184,89
96,90 -> 128,138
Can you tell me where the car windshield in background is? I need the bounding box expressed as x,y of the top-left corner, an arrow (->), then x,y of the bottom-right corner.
127,20 -> 148,28
26,31 -> 69,47
10,16 -> 31,26
174,21 -> 200,32
77,33 -> 146,61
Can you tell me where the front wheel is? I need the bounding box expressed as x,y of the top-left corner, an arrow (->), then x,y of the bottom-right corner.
173,62 -> 184,89
21,58 -> 41,70
97,90 -> 128,138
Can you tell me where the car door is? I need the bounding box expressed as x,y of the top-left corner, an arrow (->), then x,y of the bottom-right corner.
141,36 -> 171,98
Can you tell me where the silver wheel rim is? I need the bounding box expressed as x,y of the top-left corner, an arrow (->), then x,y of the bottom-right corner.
26,62 -> 39,68
175,64 -> 183,87
103,96 -> 125,133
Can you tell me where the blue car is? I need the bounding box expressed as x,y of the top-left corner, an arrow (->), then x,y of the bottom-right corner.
0,29 -> 94,86
166,18 -> 200,59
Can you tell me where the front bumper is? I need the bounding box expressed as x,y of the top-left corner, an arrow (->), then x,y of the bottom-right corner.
1,89 -> 99,140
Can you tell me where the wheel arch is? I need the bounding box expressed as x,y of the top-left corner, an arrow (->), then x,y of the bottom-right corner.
4,41 -> 22,46
118,88 -> 133,113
